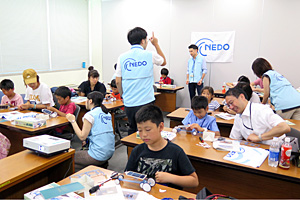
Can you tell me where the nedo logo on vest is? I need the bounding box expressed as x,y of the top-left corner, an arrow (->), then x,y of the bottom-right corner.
123,58 -> 147,71
195,38 -> 230,57
100,114 -> 111,124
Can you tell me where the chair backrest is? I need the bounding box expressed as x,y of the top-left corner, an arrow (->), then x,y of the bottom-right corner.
74,104 -> 81,120
20,94 -> 26,103
0,132 -> 11,159
0,91 -> 4,101
171,78 -> 174,85
153,85 -> 157,92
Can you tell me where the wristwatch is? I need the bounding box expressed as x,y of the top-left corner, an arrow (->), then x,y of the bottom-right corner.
258,134 -> 262,141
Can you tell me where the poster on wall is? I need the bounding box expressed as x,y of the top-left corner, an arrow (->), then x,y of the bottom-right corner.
191,31 -> 235,62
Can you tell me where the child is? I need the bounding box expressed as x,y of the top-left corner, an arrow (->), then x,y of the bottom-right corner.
0,79 -> 23,107
47,86 -> 76,135
19,69 -> 54,110
125,105 -> 198,189
159,68 -> 172,84
66,91 -> 115,172
182,96 -> 220,136
201,86 -> 220,111
226,75 -> 250,88
105,79 -> 124,111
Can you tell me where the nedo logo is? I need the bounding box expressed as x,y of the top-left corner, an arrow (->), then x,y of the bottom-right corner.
100,114 -> 111,124
123,58 -> 147,71
195,38 -> 230,57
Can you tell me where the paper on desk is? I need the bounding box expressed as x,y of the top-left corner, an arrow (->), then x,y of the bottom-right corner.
122,189 -> 159,200
223,146 -> 269,168
84,184 -> 125,200
203,131 -> 215,142
285,120 -> 296,125
0,111 -> 37,121
71,96 -> 87,103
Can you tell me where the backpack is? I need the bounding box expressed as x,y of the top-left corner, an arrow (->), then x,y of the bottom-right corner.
0,132 -> 11,159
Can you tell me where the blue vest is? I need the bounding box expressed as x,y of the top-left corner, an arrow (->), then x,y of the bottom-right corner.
264,70 -> 300,110
87,107 -> 115,161
120,45 -> 154,107
188,54 -> 204,83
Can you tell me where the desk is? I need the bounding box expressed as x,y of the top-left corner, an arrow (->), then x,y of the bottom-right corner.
167,108 -> 234,137
57,165 -> 196,199
154,86 -> 184,112
0,149 -> 75,199
121,129 -> 300,199
0,110 -> 69,155
167,108 -> 300,137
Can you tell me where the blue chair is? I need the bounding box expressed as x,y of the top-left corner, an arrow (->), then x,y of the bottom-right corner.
0,91 -> 4,101
20,94 -> 26,103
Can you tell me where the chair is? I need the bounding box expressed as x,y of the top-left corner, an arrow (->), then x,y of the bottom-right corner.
114,112 -> 128,140
0,91 -> 4,101
171,78 -> 174,85
153,85 -> 157,92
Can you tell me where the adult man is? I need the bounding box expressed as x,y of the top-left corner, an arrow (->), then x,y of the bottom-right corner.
116,27 -> 166,135
225,87 -> 290,145
186,44 -> 207,102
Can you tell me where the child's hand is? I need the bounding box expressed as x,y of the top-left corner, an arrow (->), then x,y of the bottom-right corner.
188,123 -> 204,132
18,104 -> 31,110
155,171 -> 171,183
66,113 -> 75,122
82,140 -> 86,146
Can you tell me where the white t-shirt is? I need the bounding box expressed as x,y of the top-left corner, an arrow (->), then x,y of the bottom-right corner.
250,92 -> 261,103
230,102 -> 285,145
25,82 -> 54,106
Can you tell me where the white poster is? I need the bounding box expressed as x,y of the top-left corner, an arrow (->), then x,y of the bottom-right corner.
191,31 -> 235,62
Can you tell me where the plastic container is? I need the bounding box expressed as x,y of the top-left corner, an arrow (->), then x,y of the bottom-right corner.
268,137 -> 280,167
279,137 -> 292,169
222,82 -> 226,94
42,109 -> 58,118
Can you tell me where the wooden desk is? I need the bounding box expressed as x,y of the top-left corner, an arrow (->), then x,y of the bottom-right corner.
0,149 -> 75,199
166,108 -> 234,137
121,130 -> 300,199
0,110 -> 69,155
154,86 -> 184,112
167,108 -> 300,137
57,165 -> 196,199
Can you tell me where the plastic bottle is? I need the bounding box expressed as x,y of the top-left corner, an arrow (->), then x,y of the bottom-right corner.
268,137 -> 280,167
279,137 -> 292,169
222,82 -> 226,94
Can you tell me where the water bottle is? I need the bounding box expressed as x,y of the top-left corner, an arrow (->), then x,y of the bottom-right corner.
279,137 -> 292,169
268,137 -> 280,167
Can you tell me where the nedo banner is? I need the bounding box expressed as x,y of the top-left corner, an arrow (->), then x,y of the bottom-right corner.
191,31 -> 235,62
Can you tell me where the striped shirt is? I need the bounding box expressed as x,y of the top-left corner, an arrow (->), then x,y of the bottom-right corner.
208,100 -> 220,111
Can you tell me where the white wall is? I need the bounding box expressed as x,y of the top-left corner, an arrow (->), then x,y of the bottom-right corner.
102,0 -> 300,108
0,0 -> 102,94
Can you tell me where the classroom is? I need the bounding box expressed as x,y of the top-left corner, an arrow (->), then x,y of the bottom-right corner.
0,0 -> 300,199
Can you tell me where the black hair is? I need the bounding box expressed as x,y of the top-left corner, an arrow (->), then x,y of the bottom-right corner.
135,105 -> 163,127
54,86 -> 71,99
88,66 -> 100,79
87,91 -> 108,114
201,86 -> 214,101
191,96 -> 208,110
225,87 -> 248,99
110,79 -> 117,88
252,58 -> 273,78
237,75 -> 250,84
127,27 -> 147,45
234,82 -> 252,100
161,68 -> 169,76
188,44 -> 198,50
0,79 -> 14,90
